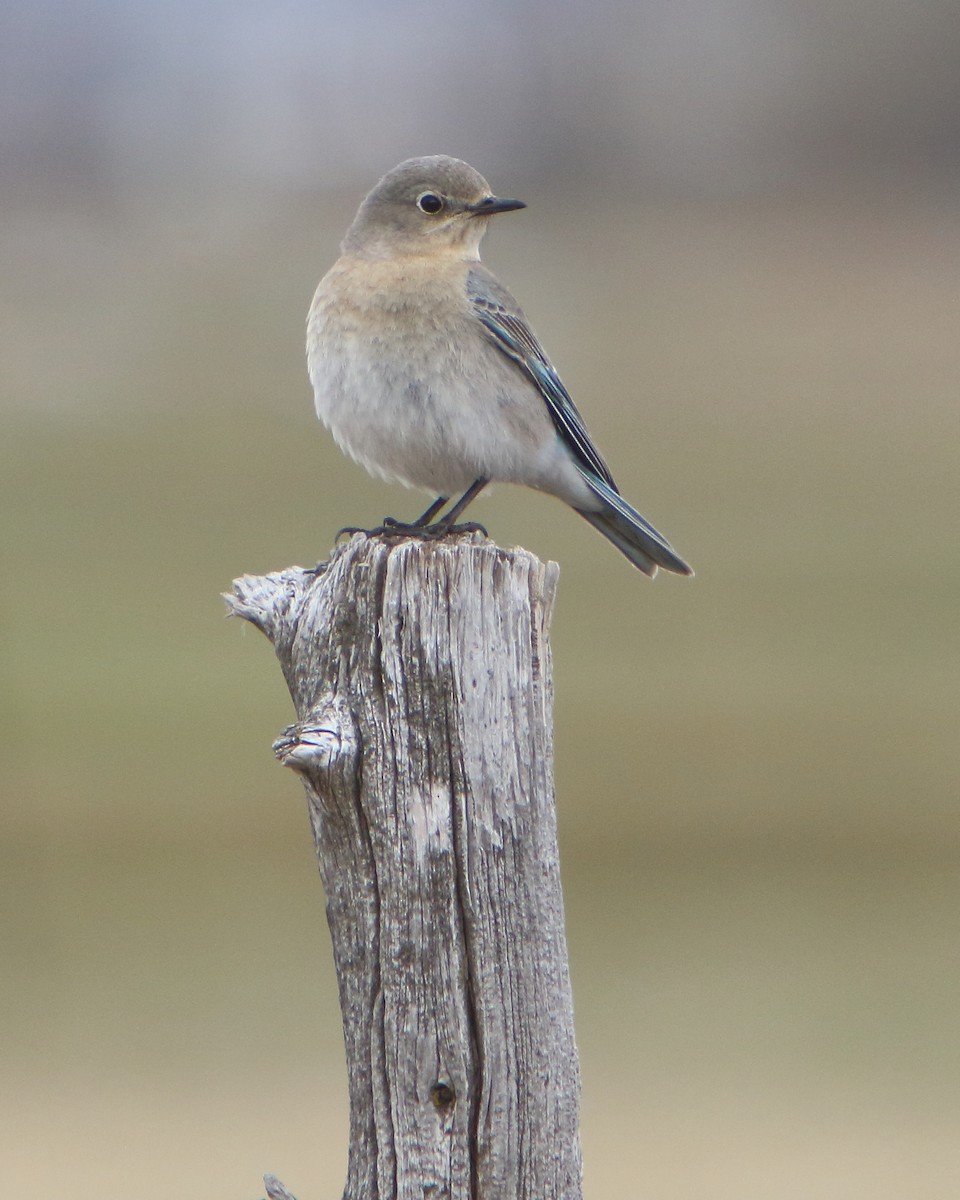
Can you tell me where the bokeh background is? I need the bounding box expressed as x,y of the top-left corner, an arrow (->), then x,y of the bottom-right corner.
2,1 -> 958,1196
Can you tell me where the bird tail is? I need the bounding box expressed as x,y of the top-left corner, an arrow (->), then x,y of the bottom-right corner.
574,473 -> 693,578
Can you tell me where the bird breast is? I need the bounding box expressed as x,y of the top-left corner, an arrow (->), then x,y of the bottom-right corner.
307,256 -> 562,497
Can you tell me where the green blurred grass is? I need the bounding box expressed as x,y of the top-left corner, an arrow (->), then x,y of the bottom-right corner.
2,191 -> 959,1197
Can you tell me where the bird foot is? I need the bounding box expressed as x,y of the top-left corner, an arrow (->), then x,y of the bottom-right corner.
430,519 -> 489,538
407,519 -> 488,540
335,519 -> 488,542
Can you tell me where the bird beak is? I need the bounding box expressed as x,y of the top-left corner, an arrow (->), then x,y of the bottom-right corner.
467,195 -> 527,216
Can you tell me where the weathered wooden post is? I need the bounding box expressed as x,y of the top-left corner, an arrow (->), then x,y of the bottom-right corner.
226,531 -> 582,1199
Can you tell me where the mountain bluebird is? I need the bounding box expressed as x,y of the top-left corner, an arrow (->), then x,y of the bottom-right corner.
307,155 -> 692,577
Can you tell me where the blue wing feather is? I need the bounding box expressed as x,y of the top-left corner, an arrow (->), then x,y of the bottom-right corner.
466,267 -> 617,489
466,266 -> 693,577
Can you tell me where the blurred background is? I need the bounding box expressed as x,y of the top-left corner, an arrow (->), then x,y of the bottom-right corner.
2,0 -> 958,1195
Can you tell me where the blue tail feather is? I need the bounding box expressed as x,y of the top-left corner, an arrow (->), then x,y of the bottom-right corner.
575,472 -> 693,578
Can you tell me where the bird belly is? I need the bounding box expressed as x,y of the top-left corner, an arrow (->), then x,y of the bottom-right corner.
309,334 -> 474,494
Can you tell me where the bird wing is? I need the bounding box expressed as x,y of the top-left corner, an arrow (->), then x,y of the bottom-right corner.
466,266 -> 618,490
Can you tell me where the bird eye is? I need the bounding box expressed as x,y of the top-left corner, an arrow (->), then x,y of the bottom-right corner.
416,192 -> 444,215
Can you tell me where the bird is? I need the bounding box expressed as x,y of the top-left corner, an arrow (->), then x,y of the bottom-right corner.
306,155 -> 692,578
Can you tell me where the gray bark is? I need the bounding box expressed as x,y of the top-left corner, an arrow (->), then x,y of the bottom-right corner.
227,531 -> 582,1200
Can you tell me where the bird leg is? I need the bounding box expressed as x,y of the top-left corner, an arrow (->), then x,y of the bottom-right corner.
336,479 -> 489,543
380,494 -> 450,532
425,477 -> 489,533
335,496 -> 444,540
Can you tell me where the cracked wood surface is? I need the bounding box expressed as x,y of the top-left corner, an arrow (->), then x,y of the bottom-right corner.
227,532 -> 582,1200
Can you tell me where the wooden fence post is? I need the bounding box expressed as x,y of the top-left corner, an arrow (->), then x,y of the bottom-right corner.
226,531 -> 582,1200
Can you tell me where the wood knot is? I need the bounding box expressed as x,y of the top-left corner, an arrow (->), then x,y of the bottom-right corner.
274,722 -> 344,774
430,1081 -> 456,1110
273,702 -> 357,779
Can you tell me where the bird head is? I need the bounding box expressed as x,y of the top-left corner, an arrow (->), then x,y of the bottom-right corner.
341,155 -> 526,260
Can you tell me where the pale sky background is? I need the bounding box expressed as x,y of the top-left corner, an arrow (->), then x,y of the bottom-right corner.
4,0 -> 959,214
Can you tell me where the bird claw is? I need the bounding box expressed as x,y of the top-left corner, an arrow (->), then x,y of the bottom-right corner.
380,517 -> 426,534
431,519 -> 488,538
392,519 -> 488,541
334,519 -> 488,543
334,525 -> 368,541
